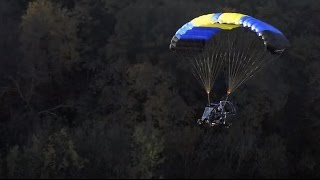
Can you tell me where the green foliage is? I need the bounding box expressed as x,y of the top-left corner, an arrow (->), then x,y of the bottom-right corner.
6,145 -> 20,178
253,135 -> 288,178
73,120 -> 132,178
5,129 -> 84,179
0,0 -> 320,179
41,129 -> 85,178
131,122 -> 165,178
20,0 -> 79,81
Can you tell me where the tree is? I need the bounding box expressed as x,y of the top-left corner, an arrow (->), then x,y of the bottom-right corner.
40,129 -> 84,178
20,0 -> 79,82
253,134 -> 288,178
130,122 -> 165,178
73,119 -> 133,178
5,129 -> 84,179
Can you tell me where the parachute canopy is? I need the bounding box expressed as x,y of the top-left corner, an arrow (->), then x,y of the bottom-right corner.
170,13 -> 290,54
170,13 -> 290,97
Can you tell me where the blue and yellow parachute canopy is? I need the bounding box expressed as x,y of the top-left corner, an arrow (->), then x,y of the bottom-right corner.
170,13 -> 290,54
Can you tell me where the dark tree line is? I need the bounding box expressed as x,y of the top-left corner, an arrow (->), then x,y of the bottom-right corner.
0,0 -> 319,178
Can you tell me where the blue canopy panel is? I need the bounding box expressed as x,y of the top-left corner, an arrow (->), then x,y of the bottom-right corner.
240,16 -> 283,35
175,22 -> 194,37
239,15 -> 289,53
177,27 -> 222,40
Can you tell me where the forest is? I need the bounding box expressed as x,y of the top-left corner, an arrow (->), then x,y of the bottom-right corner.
0,0 -> 319,178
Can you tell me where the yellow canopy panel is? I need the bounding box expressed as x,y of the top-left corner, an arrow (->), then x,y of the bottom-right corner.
191,13 -> 240,30
218,13 -> 246,25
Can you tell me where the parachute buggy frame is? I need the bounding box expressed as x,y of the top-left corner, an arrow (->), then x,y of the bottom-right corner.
197,101 -> 236,128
